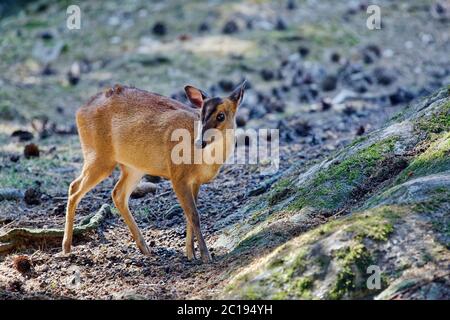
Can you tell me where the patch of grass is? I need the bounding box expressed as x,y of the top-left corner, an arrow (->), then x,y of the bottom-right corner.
0,156 -> 73,191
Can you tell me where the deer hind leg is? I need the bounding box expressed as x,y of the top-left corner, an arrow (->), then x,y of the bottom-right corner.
63,159 -> 115,254
112,164 -> 150,256
173,181 -> 211,263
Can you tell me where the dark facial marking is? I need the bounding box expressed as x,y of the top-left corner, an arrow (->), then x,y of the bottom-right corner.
202,97 -> 223,123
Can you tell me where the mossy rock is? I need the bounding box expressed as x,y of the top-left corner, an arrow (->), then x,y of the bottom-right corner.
218,87 -> 450,300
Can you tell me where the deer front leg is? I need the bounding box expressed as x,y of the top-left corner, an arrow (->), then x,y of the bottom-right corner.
184,183 -> 201,260
173,181 -> 211,263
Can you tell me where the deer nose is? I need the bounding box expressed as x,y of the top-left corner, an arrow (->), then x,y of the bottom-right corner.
195,138 -> 203,149
194,138 -> 208,149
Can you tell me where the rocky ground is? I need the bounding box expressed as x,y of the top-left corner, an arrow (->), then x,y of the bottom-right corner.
0,0 -> 449,299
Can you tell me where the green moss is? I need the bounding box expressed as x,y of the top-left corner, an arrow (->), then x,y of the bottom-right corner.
328,243 -> 373,300
225,206 -> 408,299
413,190 -> 450,248
266,252 -> 313,299
272,291 -> 288,300
285,250 -> 307,279
348,136 -> 368,147
291,277 -> 314,299
348,213 -> 397,242
241,286 -> 264,300
234,232 -> 276,254
288,138 -> 397,211
396,132 -> 450,183
416,101 -> 450,134
267,178 -> 294,206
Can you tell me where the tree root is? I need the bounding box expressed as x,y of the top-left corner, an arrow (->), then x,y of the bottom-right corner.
0,204 -> 111,254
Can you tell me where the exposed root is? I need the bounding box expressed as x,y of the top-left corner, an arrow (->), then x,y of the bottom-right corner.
0,204 -> 111,254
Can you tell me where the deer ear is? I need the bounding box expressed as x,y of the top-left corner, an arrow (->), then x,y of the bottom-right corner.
229,80 -> 246,106
184,85 -> 208,108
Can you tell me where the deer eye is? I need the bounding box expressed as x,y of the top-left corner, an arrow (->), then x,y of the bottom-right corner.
216,112 -> 225,122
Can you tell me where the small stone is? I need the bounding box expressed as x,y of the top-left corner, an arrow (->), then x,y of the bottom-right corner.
287,0 -> 297,10
293,121 -> 312,137
303,73 -> 315,84
373,67 -> 396,86
236,108 -> 249,127
36,264 -> 49,273
321,75 -> 338,91
24,187 -> 41,205
260,69 -> 275,81
39,31 -> 53,40
24,143 -> 40,158
152,22 -> 167,36
11,130 -> 33,142
430,2 -> 449,21
218,79 -> 234,91
321,97 -> 333,111
356,125 -> 365,136
389,87 -> 415,105
9,154 -> 20,162
222,20 -> 239,34
198,22 -> 210,32
266,100 -> 285,113
178,34 -> 191,41
343,104 -> 356,116
41,64 -> 56,76
275,17 -> 288,30
362,44 -> 381,64
130,182 -> 157,199
330,51 -> 341,63
67,62 -> 80,86
298,46 -> 310,57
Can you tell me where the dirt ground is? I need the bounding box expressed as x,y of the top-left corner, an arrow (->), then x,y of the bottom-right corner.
0,0 -> 449,299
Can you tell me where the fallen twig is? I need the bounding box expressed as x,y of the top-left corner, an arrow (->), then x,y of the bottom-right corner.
0,204 -> 111,254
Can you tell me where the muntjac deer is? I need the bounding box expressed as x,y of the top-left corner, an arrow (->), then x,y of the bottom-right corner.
63,81 -> 246,263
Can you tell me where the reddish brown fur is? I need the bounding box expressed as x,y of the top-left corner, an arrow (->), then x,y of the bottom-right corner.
62,84 -> 243,262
